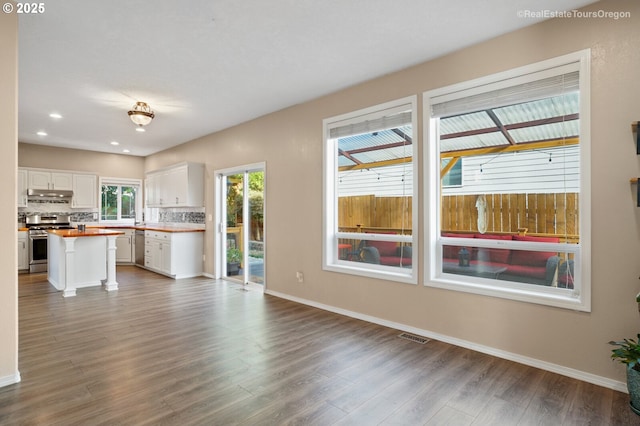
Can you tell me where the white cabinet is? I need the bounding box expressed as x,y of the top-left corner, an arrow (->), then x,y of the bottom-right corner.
17,169 -> 28,207
145,174 -> 158,206
18,231 -> 28,271
28,170 -> 52,189
144,230 -> 203,278
72,173 -> 97,208
115,229 -> 134,263
22,168 -> 97,208
144,231 -> 171,274
145,163 -> 204,208
28,170 -> 73,190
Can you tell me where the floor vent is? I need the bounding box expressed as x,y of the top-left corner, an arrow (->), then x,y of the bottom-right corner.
398,333 -> 430,344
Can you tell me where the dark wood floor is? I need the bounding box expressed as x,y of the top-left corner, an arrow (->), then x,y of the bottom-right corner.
0,266 -> 637,425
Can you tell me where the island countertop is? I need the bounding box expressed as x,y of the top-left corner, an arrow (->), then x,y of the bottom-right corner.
48,228 -> 126,238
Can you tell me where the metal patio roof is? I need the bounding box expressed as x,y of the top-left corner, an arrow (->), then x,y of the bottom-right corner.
336,93 -> 579,172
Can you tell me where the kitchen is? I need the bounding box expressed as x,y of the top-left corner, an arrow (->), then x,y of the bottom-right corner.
18,143 -> 206,294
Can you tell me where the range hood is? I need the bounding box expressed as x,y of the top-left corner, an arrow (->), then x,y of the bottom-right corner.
27,188 -> 74,199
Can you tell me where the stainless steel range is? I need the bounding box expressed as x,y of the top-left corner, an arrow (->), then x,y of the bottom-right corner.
25,214 -> 74,273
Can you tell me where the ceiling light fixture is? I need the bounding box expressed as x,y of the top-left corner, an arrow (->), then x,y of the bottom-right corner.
49,113 -> 62,119
110,141 -> 119,146
127,101 -> 155,127
37,131 -> 47,136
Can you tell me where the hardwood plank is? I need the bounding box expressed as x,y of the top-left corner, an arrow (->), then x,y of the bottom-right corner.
471,395 -> 526,425
563,380 -> 612,426
0,266 -> 634,425
518,372 -> 578,425
425,405 -> 474,426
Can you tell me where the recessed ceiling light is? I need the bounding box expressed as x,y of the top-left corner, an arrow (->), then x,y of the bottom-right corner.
122,149 -> 130,153
37,131 -> 47,136
49,113 -> 62,119
110,141 -> 119,146
135,127 -> 145,133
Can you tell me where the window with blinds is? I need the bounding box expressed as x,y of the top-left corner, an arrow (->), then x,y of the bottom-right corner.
323,96 -> 418,284
425,50 -> 591,311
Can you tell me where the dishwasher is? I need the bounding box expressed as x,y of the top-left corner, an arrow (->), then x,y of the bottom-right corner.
135,230 -> 145,266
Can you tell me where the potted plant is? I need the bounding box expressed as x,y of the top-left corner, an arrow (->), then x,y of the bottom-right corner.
609,292 -> 640,415
226,248 -> 242,276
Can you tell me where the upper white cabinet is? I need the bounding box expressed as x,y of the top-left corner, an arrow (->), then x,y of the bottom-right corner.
21,168 -> 98,209
28,170 -> 73,190
17,169 -> 28,207
145,173 -> 158,206
145,162 -> 204,208
71,173 -> 97,209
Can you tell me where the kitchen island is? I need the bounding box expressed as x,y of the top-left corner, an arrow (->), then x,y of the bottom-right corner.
48,228 -> 125,297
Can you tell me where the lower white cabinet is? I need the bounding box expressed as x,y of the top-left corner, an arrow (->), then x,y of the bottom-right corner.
18,231 -> 28,271
144,230 -> 203,278
115,229 -> 134,263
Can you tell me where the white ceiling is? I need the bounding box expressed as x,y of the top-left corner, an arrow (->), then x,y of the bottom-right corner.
18,0 -> 598,157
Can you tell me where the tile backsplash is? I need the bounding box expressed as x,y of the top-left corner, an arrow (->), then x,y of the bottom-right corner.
159,210 -> 205,224
19,202 -> 205,225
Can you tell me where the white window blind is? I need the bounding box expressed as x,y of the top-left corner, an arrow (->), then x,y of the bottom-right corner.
431,70 -> 579,118
329,111 -> 412,139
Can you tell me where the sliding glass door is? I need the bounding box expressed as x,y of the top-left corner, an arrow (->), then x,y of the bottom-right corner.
217,164 -> 265,286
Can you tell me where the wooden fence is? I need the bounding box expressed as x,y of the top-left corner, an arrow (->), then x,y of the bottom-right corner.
338,193 -> 579,242
338,195 -> 412,232
442,193 -> 579,240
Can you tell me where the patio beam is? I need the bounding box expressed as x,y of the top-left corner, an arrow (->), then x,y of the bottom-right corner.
441,157 -> 460,179
338,156 -> 411,172
440,137 -> 579,159
344,140 -> 411,156
440,113 -> 579,140
391,128 -> 413,144
338,148 -> 362,165
486,109 -> 516,145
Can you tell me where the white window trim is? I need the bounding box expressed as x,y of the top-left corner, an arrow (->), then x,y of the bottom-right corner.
323,96 -> 418,285
99,177 -> 143,224
423,49 -> 591,311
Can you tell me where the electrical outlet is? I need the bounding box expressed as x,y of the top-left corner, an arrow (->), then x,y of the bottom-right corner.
296,271 -> 304,283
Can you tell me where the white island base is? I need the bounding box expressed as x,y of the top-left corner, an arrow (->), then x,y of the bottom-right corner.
48,230 -> 122,297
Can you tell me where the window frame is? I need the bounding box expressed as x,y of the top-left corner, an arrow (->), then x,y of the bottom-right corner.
423,50 -> 591,311
323,96 -> 418,284
99,177 -> 142,224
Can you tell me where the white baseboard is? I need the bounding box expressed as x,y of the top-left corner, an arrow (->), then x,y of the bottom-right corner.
0,371 -> 21,389
265,289 -> 627,394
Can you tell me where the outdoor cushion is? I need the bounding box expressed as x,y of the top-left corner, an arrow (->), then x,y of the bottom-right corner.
380,256 -> 412,267
367,240 -> 398,257
474,234 -> 512,264
510,235 -> 559,267
504,264 -> 548,280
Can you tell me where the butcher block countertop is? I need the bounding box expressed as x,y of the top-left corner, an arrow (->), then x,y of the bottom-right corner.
89,224 -> 205,233
48,228 -> 125,238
